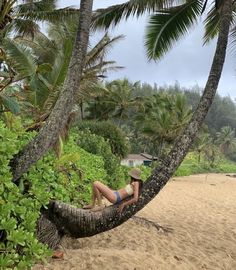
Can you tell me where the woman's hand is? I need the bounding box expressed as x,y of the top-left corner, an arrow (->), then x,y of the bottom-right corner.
117,203 -> 125,214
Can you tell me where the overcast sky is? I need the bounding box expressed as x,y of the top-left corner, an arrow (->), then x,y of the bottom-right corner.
57,0 -> 236,99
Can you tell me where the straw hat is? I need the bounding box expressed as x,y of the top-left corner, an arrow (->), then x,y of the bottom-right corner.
128,168 -> 142,180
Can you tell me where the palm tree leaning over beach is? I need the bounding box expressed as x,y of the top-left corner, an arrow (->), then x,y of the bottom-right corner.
2,0 -> 232,248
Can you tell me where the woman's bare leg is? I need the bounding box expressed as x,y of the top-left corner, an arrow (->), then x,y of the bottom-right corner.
93,181 -> 116,204
83,181 -> 106,209
83,181 -> 116,210
92,182 -> 102,206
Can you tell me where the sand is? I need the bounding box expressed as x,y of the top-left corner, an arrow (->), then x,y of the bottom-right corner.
33,174 -> 236,270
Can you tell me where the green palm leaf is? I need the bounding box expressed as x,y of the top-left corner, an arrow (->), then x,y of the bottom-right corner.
47,38 -> 73,88
228,9 -> 236,46
10,18 -> 40,38
92,0 -> 173,30
15,0 -> 56,14
0,85 -> 21,114
86,34 -> 124,67
203,5 -> 220,44
3,38 -> 37,77
41,38 -> 73,111
0,93 -> 20,114
15,32 -> 58,64
145,0 -> 203,60
20,8 -> 80,23
14,0 -> 79,26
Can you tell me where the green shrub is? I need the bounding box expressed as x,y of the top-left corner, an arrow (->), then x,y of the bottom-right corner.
0,120 -> 51,270
0,119 -> 108,269
75,121 -> 130,158
75,129 -> 120,188
226,151 -> 236,162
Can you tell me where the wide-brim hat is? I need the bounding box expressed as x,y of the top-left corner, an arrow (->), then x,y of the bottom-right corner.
128,168 -> 142,180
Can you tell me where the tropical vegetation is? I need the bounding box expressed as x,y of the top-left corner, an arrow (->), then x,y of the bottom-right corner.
1,0 -> 236,269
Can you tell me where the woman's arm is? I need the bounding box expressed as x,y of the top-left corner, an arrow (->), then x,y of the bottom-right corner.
118,181 -> 139,213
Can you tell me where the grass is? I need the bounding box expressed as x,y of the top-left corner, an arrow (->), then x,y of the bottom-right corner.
174,152 -> 236,177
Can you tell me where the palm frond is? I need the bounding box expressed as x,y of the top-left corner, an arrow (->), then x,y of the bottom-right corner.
14,31 -> 58,64
0,85 -> 21,114
15,0 -> 56,15
84,61 -> 123,75
0,94 -> 20,114
145,0 -> 202,60
203,5 -> 220,44
16,7 -> 80,23
92,0 -> 175,30
228,10 -> 236,47
10,18 -> 40,38
47,38 -> 73,88
3,38 -> 37,77
86,34 -> 124,67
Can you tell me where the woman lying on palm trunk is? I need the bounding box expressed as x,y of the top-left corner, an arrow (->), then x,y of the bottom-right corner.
83,168 -> 143,213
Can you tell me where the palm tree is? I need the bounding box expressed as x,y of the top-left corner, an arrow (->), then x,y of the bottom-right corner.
134,93 -> 192,157
216,126 -> 236,155
0,0 -> 79,39
193,131 -> 212,163
11,0 -> 94,181
0,0 -> 80,116
1,27 -> 122,127
86,79 -> 142,123
77,34 -> 124,119
9,0 -> 233,249
104,79 -> 141,125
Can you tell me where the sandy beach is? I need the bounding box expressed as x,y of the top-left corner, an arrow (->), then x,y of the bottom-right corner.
33,174 -> 236,270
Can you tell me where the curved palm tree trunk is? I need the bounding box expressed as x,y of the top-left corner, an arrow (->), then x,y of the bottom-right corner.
11,0 -> 93,182
40,0 -> 232,247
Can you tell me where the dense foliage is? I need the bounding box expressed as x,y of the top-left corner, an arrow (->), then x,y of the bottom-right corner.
175,152 -> 236,176
0,119 -> 109,269
75,129 -> 121,188
75,121 -> 130,159
0,0 -> 236,268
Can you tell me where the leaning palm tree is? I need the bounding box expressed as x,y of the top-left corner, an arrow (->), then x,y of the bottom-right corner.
9,0 -> 233,250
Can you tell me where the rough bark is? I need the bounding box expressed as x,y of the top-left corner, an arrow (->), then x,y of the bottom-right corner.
11,0 -> 93,182
40,0 -> 232,246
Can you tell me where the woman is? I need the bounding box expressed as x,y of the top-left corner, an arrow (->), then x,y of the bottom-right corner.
83,168 -> 143,212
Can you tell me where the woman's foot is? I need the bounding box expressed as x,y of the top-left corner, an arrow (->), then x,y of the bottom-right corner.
91,205 -> 105,212
83,204 -> 94,209
52,251 -> 64,259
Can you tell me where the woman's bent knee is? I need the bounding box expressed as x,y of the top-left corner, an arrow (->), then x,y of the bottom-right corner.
94,180 -> 101,186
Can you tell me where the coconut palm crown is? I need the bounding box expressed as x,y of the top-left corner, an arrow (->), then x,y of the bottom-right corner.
0,0 -> 80,40
93,0 -> 235,60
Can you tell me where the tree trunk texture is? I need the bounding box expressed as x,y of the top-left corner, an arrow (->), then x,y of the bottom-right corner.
11,0 -> 94,182
39,0 -> 232,248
